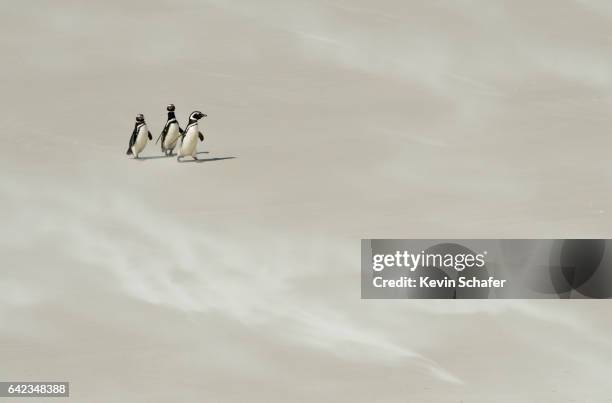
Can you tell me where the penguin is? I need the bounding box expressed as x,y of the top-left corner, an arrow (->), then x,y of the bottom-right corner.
177,111 -> 207,161
126,114 -> 153,158
156,104 -> 183,156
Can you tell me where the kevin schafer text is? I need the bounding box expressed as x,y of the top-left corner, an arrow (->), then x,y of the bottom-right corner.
373,276 -> 507,289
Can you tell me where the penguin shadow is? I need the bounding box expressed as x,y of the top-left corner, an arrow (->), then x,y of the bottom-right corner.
178,155 -> 236,164
135,151 -> 209,161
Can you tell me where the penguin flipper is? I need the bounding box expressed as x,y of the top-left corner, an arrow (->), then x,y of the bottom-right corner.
128,124 -> 138,145
157,126 -> 167,145
198,131 -> 204,142
126,131 -> 137,155
148,131 -> 153,140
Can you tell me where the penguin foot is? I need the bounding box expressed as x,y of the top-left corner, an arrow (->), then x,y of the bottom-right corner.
177,156 -> 182,162
192,155 -> 199,161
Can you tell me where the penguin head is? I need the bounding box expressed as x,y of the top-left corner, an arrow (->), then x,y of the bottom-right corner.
136,114 -> 145,122
189,111 -> 207,121
167,104 -> 175,112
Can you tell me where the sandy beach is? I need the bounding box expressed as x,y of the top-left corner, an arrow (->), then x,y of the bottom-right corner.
1,1 -> 612,401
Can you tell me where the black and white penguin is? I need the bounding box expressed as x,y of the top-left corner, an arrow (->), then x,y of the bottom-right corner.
177,111 -> 207,161
126,114 -> 153,158
156,104 -> 183,156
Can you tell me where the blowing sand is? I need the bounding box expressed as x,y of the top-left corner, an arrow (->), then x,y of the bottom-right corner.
1,1 -> 612,401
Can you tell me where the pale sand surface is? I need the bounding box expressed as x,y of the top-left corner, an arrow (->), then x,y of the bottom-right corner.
1,1 -> 612,401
